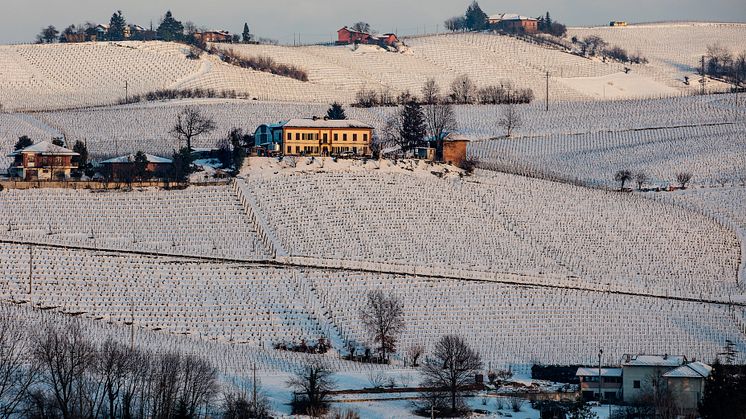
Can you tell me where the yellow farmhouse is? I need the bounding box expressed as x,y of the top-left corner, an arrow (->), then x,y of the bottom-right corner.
282,118 -> 374,157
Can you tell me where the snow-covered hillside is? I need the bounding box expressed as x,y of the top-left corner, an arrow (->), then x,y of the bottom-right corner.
1,23 -> 743,110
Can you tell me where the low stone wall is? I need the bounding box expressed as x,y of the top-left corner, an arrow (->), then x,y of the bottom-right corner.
0,180 -> 228,190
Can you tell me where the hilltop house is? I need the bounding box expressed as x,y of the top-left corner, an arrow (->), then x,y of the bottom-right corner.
194,31 -> 233,43
337,27 -> 399,47
488,14 -> 539,33
576,367 -> 623,401
254,122 -> 287,155
7,141 -> 79,180
418,132 -> 471,167
281,117 -> 373,157
99,153 -> 172,180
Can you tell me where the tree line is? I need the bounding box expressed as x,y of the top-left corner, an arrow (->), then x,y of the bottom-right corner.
36,10 -> 257,46
0,314 -> 271,419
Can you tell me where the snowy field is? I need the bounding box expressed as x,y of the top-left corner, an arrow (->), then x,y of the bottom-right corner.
242,161 -> 741,302
1,241 -> 744,371
1,23 -> 743,111
471,122 -> 746,187
0,185 -> 268,260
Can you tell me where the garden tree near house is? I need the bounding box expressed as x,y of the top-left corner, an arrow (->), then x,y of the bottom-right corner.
51,138 -> 65,147
359,290 -> 404,362
423,97 -> 457,161
614,170 -> 632,190
464,1 -> 488,31
242,23 -> 252,43
133,151 -> 149,180
287,361 -> 335,416
676,172 -> 693,189
351,22 -> 371,33
71,140 -> 88,170
700,359 -> 746,419
183,21 -> 198,37
14,136 -> 33,150
635,172 -> 648,190
59,25 -> 77,42
450,74 -> 476,104
498,103 -> 522,137
326,102 -> 347,120
108,11 -> 126,41
420,335 -> 483,416
157,11 -> 184,42
39,26 -> 59,43
170,147 -> 193,182
170,106 -> 216,151
397,101 -> 427,154
228,128 -> 248,170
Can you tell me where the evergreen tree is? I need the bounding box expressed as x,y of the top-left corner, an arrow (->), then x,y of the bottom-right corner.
170,147 -> 193,182
72,140 -> 88,168
14,136 -> 33,150
133,151 -> 149,180
157,11 -> 184,42
398,101 -> 427,153
464,1 -> 488,31
699,359 -> 746,419
326,102 -> 347,120
108,11 -> 126,41
242,23 -> 252,43
545,12 -> 553,30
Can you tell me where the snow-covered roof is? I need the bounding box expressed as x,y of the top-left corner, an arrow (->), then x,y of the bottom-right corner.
444,132 -> 471,142
100,154 -> 172,164
489,13 -> 538,22
283,118 -> 373,129
622,354 -> 687,367
576,367 -> 623,377
7,141 -> 78,157
663,362 -> 712,379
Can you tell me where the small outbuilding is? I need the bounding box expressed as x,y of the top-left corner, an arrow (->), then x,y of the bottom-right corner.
99,153 -> 172,180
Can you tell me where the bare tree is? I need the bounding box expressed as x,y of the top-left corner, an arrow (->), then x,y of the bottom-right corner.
406,344 -> 425,367
0,315 -> 37,418
169,107 -> 216,151
284,156 -> 298,168
582,35 -> 608,56
614,170 -> 632,191
32,322 -> 97,419
359,290 -> 404,362
422,78 -> 440,105
676,172 -> 693,189
635,172 -> 648,191
449,74 -> 476,104
287,361 -> 335,416
420,335 -> 482,416
424,100 -> 458,161
498,103 -> 522,137
350,22 -> 371,33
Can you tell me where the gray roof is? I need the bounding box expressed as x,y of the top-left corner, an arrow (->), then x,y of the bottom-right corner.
7,141 -> 78,157
283,118 -> 373,129
489,13 -> 538,22
663,362 -> 712,379
100,154 -> 172,164
622,354 -> 687,367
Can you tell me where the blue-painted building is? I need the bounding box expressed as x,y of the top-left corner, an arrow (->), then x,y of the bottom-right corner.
254,122 -> 287,155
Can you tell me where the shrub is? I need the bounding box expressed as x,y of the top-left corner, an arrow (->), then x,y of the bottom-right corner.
217,49 -> 308,81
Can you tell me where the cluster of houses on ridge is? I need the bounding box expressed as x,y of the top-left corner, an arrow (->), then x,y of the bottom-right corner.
61,22 -> 237,44
576,354 -> 712,414
5,117 -> 470,182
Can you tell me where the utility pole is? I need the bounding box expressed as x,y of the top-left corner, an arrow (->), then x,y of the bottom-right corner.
252,363 -> 258,412
125,80 -> 128,103
598,348 -> 603,403
28,245 -> 33,294
700,55 -> 706,95
545,71 -> 550,111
